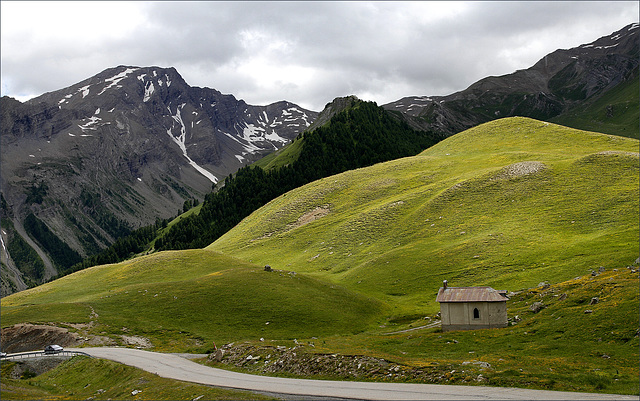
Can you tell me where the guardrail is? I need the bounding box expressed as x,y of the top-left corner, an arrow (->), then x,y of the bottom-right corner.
1,350 -> 93,361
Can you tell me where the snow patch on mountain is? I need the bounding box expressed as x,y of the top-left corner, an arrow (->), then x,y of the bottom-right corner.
80,85 -> 91,98
98,67 -> 140,95
58,93 -> 73,105
78,116 -> 102,131
264,131 -> 287,145
279,107 -> 312,127
143,81 -> 155,102
226,126 -> 263,157
167,104 -> 218,184
242,123 -> 266,142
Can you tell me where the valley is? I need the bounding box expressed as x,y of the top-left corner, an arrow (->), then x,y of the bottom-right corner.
2,23 -> 638,296
1,22 -> 639,400
2,117 -> 638,397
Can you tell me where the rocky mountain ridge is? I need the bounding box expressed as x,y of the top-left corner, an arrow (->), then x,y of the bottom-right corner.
1,66 -> 317,294
2,23 -> 638,296
383,23 -> 639,136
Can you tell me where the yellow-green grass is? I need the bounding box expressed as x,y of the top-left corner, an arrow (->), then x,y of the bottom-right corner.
157,203 -> 203,236
209,117 -> 639,317
340,269 -> 640,395
209,269 -> 639,395
1,250 -> 386,350
1,356 -> 274,400
2,117 -> 637,395
252,136 -> 305,170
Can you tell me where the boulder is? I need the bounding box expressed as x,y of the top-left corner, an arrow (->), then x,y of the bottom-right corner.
529,302 -> 545,313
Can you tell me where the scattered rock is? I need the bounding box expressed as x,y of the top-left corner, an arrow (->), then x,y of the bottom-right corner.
590,297 -> 599,305
538,282 -> 550,289
121,335 -> 152,349
584,310 -> 593,314
212,349 -> 224,362
529,302 -> 545,313
462,361 -> 491,369
131,390 -> 142,396
558,293 -> 567,301
264,265 -> 272,272
494,161 -> 546,180
213,343 -> 476,384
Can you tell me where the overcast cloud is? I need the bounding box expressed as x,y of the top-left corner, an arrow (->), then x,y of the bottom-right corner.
1,1 -> 638,111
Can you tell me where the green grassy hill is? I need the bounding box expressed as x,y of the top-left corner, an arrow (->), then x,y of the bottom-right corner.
209,117 -> 639,315
1,250 -> 385,350
2,117 -> 638,395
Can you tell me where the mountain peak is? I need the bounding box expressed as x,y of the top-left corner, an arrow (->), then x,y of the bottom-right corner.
1,65 -> 318,294
306,95 -> 362,131
382,23 -> 639,138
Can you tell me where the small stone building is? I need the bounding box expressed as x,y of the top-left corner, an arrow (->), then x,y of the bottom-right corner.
436,280 -> 508,332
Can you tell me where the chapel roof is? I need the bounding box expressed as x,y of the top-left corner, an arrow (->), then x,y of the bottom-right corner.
436,286 -> 508,303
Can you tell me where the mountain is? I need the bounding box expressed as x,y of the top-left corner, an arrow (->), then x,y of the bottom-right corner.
2,117 -> 637,395
0,66 -> 317,295
384,23 -> 639,138
3,23 -> 637,296
152,96 -> 441,251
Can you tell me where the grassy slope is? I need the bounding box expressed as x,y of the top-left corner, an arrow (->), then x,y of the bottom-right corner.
209,117 -> 639,316
252,136 -> 305,170
0,250 -> 386,350
307,269 -> 638,395
1,356 -> 274,400
205,116 -> 639,394
2,117 -> 638,395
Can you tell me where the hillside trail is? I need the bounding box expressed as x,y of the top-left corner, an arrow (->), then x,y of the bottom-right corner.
382,321 -> 441,335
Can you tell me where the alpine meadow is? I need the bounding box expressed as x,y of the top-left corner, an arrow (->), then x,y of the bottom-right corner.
2,117 -> 638,395
1,20 -> 639,400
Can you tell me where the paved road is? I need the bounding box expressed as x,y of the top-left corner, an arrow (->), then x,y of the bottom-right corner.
68,347 -> 637,400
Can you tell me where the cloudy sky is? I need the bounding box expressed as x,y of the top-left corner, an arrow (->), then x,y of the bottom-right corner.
1,1 -> 638,111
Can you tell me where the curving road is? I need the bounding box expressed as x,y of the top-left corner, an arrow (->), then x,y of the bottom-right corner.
68,347 -> 636,400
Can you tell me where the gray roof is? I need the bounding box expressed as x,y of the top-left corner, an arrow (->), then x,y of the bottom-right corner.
436,286 -> 508,303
